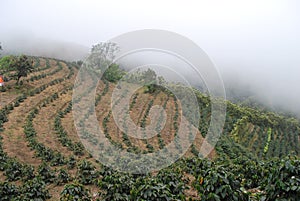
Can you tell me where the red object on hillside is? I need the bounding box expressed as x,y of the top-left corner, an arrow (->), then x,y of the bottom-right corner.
0,75 -> 4,86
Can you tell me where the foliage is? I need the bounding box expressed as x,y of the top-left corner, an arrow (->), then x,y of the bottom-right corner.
263,128 -> 272,155
263,156 -> 300,200
19,177 -> 51,200
156,167 -> 186,197
60,182 -> 91,201
194,166 -> 249,201
184,158 -> 249,201
54,103 -> 85,156
98,168 -> 134,200
98,166 -> 186,200
4,158 -> 24,181
131,177 -> 176,201
88,42 -> 119,75
0,55 -> 15,74
77,160 -> 99,185
21,164 -> 35,181
56,169 -> 71,185
37,162 -> 56,183
0,182 -> 20,200
12,55 -> 34,84
103,63 -> 125,83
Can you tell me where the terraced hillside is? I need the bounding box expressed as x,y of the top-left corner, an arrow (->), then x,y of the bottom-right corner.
0,56 -> 299,200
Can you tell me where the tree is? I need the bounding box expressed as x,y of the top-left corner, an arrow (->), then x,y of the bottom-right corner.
143,68 -> 157,93
88,42 -> 119,75
76,60 -> 83,66
144,68 -> 157,84
12,55 -> 34,85
103,63 -> 125,83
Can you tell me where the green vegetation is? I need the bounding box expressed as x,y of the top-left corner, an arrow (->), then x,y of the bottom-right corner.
0,56 -> 299,200
264,128 -> 272,155
60,182 -> 91,201
0,55 -> 34,85
13,55 -> 34,84
103,63 -> 125,83
0,56 -> 15,74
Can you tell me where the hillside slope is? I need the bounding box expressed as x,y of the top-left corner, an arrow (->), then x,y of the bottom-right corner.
0,57 -> 299,200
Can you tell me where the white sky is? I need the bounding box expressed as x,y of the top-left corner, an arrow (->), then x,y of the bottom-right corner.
1,0 -> 298,44
1,0 -> 300,113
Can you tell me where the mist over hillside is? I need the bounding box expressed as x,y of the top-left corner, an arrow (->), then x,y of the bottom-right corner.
0,34 -> 89,61
221,69 -> 300,118
1,36 -> 299,118
1,0 -> 300,119
114,48 -> 300,119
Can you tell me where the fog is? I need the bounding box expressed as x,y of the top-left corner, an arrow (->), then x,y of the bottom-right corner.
0,33 -> 89,60
1,0 -> 300,116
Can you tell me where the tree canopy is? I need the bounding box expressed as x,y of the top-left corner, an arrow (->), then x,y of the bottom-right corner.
0,55 -> 34,84
13,55 -> 34,84
103,64 -> 125,83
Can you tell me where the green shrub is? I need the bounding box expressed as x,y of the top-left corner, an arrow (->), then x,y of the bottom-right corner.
56,169 -> 71,185
38,162 -> 56,183
4,159 -> 23,181
60,182 -> 90,201
19,177 -> 50,200
263,156 -> 300,200
77,160 -> 98,185
0,182 -> 20,200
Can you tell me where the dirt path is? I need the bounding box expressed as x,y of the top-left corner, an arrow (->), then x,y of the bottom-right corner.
33,91 -> 74,158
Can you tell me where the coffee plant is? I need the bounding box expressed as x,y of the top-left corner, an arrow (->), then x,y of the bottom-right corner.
60,182 -> 91,201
